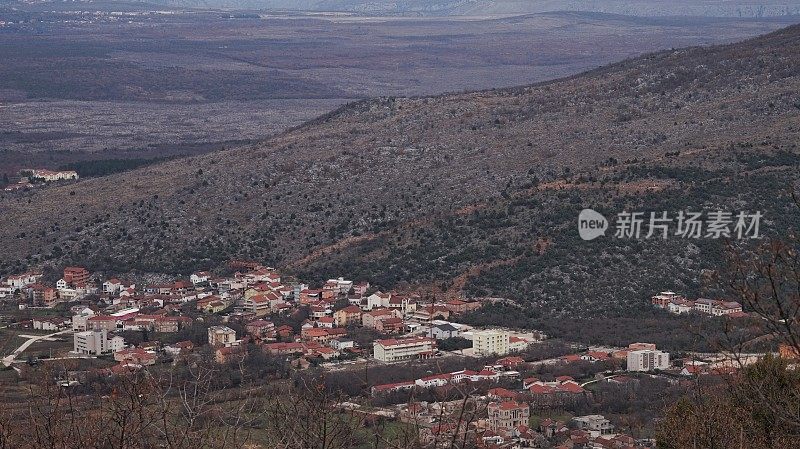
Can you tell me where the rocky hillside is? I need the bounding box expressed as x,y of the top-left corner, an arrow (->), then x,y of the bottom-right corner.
1,25 -> 799,315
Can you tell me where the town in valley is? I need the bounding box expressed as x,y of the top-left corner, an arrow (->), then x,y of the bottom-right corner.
0,261 -> 779,448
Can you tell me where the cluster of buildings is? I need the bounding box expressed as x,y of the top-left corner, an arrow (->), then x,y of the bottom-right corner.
366,341 -> 668,449
3,169 -> 79,191
0,266 -> 96,305
370,326 -> 535,363
396,390 -> 647,448
651,291 -> 744,317
557,343 -> 671,373
479,401 -> 647,448
1,261 -> 507,370
371,356 -> 525,395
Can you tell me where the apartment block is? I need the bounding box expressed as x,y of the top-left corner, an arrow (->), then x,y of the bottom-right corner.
73,329 -> 125,355
627,349 -> 670,371
472,330 -> 510,356
373,337 -> 436,362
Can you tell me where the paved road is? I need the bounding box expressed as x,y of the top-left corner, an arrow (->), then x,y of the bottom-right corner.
2,329 -> 72,367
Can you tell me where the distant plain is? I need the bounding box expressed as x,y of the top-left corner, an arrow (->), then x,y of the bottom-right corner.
1,2 -> 798,175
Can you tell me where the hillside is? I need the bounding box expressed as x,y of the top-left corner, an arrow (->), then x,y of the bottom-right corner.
1,25 -> 799,316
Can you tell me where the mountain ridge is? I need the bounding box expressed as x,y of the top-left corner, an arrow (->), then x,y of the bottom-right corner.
1,24 -> 799,317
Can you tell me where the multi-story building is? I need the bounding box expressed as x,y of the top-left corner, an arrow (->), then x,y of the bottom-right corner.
693,298 -> 716,314
570,415 -> 614,437
87,315 -> 118,331
373,337 -> 436,362
324,277 -> 353,295
667,298 -> 695,314
388,295 -> 417,316
208,326 -> 237,347
410,304 -> 450,322
353,282 -> 369,296
72,308 -> 96,331
375,317 -> 404,334
651,291 -> 682,308
240,293 -> 275,317
333,305 -> 363,327
153,316 -> 192,333
362,308 -> 400,328
711,301 -> 743,316
30,285 -> 58,307
245,319 -> 275,338
487,401 -> 530,430
627,349 -> 670,371
73,329 -> 125,355
102,279 -> 123,295
472,330 -> 510,356
63,266 -> 90,287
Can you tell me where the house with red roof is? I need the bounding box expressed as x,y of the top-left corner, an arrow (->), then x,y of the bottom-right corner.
375,316 -> 404,334
488,387 -> 519,401
487,401 -> 529,431
87,315 -> 118,331
301,327 -> 332,343
496,356 -> 525,369
153,315 -> 192,333
317,316 -> 335,328
362,308 -> 401,329
527,377 -> 587,409
333,305 -> 362,326
263,342 -> 305,355
276,325 -> 294,338
114,348 -> 157,366
371,381 -> 415,395
216,345 -> 247,364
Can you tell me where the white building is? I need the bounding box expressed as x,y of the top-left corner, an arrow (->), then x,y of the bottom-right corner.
326,277 -> 353,295
693,298 -> 716,314
4,272 -> 42,292
711,301 -> 743,316
190,272 -> 211,285
33,317 -> 70,331
73,329 -> 125,355
627,349 -> 670,372
667,299 -> 694,314
29,169 -> 78,182
428,323 -> 461,340
570,415 -> 614,438
472,330 -> 510,356
373,337 -> 436,362
329,338 -> 355,351
72,308 -> 97,331
208,325 -> 237,347
365,292 -> 391,311
102,279 -> 123,295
